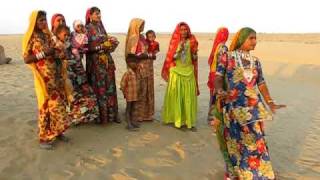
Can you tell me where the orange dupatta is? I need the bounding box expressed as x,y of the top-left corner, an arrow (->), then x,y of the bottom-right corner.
161,22 -> 199,95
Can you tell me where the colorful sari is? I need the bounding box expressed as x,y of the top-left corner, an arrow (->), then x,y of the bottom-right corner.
125,18 -> 155,121
53,36 -> 99,125
216,27 -> 275,179
161,22 -> 199,129
85,8 -> 118,123
22,10 -> 70,143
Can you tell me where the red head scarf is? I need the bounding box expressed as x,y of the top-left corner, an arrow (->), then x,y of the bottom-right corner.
51,13 -> 65,31
208,27 -> 229,65
207,27 -> 229,92
161,22 -> 199,95
85,7 -> 106,34
85,8 -> 91,25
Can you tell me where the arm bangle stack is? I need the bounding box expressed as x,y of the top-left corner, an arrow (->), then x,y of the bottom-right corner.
35,51 -> 45,60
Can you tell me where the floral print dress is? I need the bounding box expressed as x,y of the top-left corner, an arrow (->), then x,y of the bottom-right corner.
24,32 -> 70,143
86,22 -> 118,123
53,37 -> 99,124
216,50 -> 275,179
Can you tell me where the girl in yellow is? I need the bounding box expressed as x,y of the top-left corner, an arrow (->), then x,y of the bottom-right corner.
23,10 -> 70,149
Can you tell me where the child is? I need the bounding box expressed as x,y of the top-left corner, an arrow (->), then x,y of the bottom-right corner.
53,25 -> 74,104
71,20 -> 88,61
120,62 -> 140,131
146,30 -> 160,57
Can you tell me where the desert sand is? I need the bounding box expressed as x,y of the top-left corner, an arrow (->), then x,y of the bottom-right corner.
0,33 -> 319,180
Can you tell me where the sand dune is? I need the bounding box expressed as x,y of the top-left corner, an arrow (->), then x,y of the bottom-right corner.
0,33 -> 319,179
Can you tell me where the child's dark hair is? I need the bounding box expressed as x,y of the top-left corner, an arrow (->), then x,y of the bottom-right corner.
90,7 -> 101,14
37,11 -> 47,18
146,30 -> 156,37
55,25 -> 70,35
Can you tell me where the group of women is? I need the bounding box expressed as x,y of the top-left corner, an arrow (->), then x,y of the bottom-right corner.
23,7 -> 285,180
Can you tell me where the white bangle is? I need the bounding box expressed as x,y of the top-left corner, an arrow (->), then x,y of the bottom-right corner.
36,52 -> 45,60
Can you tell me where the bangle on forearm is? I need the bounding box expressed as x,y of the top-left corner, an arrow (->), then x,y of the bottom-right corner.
35,51 -> 45,60
95,45 -> 101,51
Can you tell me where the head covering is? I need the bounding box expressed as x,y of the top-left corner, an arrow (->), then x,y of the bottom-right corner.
125,18 -> 145,58
85,7 -> 107,34
208,27 -> 229,65
85,8 -> 91,25
207,27 -> 229,91
229,27 -> 256,51
22,10 -> 49,109
161,22 -> 199,95
51,13 -> 65,31
73,19 -> 84,30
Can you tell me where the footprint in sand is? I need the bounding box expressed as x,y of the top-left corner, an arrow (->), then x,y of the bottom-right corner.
112,168 -> 156,179
111,169 -> 139,180
112,147 -> 123,158
76,154 -> 111,170
128,132 -> 159,148
168,141 -> 185,160
142,157 -> 177,167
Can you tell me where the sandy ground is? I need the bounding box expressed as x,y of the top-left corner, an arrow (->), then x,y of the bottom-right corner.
0,33 -> 319,180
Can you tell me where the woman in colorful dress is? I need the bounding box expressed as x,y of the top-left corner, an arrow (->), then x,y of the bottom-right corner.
125,18 -> 156,122
161,22 -> 199,131
85,7 -> 120,124
214,27 -> 286,179
23,10 -> 70,149
52,24 -> 99,124
206,27 -> 232,177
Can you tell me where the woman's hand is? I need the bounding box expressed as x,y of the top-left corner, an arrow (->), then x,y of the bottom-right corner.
215,88 -> 227,99
268,101 -> 286,114
43,47 -> 54,57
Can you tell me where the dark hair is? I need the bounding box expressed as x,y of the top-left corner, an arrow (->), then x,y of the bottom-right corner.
90,7 -> 100,15
55,25 -> 70,35
146,30 -> 156,37
37,10 -> 47,20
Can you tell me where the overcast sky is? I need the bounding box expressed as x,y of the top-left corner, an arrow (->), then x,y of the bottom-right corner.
0,0 -> 318,34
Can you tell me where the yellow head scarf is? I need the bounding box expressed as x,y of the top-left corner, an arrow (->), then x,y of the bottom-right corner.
22,10 -> 49,109
125,18 -> 145,58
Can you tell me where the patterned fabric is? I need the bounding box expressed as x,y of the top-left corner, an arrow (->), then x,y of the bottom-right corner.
71,31 -> 88,61
207,27 -> 229,94
125,18 -> 155,121
207,44 -> 228,122
22,11 -> 70,142
54,37 -> 99,124
147,40 -> 160,54
161,22 -> 199,95
86,21 -> 118,123
120,68 -> 138,102
215,48 -> 275,179
133,36 -> 155,121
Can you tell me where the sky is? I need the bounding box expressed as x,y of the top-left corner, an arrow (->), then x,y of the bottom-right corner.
0,0 -> 318,34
